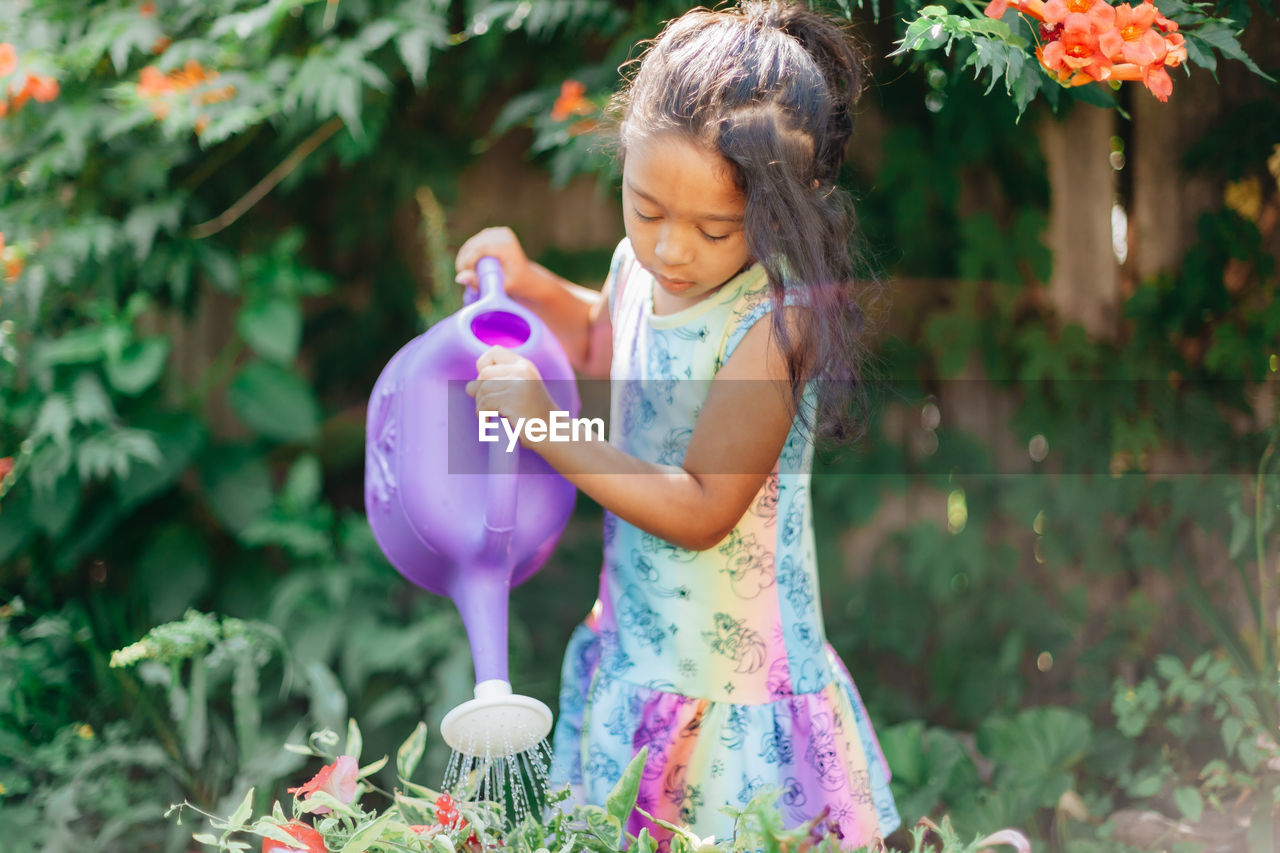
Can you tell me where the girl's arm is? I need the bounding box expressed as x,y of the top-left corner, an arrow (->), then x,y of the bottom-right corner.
455,227 -> 612,379
468,315 -> 796,552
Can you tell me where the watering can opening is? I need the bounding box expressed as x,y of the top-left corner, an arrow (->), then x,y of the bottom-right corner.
471,311 -> 531,348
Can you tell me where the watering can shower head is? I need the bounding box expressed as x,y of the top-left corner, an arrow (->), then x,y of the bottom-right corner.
440,678 -> 553,758
364,254 -> 578,773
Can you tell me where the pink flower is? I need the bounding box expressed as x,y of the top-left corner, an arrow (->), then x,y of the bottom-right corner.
288,756 -> 358,814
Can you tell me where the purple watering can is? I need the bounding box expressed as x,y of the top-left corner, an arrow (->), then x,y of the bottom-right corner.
364,256 -> 578,758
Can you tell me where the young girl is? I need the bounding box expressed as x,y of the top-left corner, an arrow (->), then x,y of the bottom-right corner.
454,1 -> 900,847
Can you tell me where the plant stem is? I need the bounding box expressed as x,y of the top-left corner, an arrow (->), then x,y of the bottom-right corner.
189,117 -> 344,239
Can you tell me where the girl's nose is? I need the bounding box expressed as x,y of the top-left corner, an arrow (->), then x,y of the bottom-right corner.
654,226 -> 693,267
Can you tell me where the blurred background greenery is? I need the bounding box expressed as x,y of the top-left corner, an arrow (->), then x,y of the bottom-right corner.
0,0 -> 1278,851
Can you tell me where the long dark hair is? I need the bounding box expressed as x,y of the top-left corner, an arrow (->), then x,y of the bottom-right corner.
613,1 -> 879,443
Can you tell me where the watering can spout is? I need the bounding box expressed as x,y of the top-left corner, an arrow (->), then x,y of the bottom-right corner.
479,435 -> 518,565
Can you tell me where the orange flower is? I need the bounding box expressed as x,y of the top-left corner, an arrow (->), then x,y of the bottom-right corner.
0,43 -> 15,77
8,77 -> 30,111
1144,65 -> 1173,100
140,1 -> 157,16
0,458 -> 13,482
25,74 -> 59,103
138,65 -> 169,97
152,36 -> 172,55
1163,31 -> 1186,66
171,58 -> 214,89
0,99 -> 7,118
1154,8 -> 1178,31
1040,28 -> 1113,81
1042,0 -> 1115,31
984,0 -> 1050,22
550,79 -> 593,122
198,84 -> 236,106
0,232 -> 19,282
1100,2 -> 1166,66
3,252 -> 23,282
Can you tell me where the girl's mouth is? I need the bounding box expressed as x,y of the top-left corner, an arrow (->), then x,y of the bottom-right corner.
655,272 -> 695,291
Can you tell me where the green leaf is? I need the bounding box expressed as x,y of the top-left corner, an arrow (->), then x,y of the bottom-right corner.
340,811 -> 394,853
1174,787 -> 1204,823
123,198 -> 183,261
1186,23 -> 1275,81
29,470 -> 81,537
201,445 -> 274,534
237,297 -> 302,365
634,829 -> 656,853
358,755 -> 388,778
396,22 -> 447,88
305,660 -> 348,735
397,721 -> 428,781
1222,716 -> 1244,756
977,707 -> 1092,810
228,362 -> 321,443
183,654 -> 210,765
229,787 -> 256,827
605,747 -> 648,833
283,454 -> 322,511
192,833 -> 219,845
136,524 -> 212,623
346,717 -> 363,764
105,337 -> 170,396
1126,766 -> 1167,798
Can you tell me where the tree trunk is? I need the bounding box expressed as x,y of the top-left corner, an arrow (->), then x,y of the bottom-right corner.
1037,103 -> 1120,339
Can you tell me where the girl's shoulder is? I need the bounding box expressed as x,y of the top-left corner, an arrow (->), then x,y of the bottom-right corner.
605,238 -> 643,324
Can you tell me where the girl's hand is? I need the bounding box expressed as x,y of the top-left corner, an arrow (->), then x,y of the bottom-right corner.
454,227 -> 534,297
465,346 -> 557,448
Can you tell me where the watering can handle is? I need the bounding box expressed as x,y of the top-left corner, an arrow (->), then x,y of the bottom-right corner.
465,256 -> 507,307
477,254 -> 518,564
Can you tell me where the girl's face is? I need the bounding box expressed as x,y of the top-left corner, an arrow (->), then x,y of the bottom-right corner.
621,132 -> 752,308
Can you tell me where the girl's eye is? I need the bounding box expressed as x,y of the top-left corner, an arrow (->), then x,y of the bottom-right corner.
701,231 -> 730,243
633,208 -> 660,222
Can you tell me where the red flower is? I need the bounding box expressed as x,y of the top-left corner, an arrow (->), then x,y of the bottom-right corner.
288,755 -> 358,814
0,457 -> 13,482
0,43 -> 15,77
435,792 -> 468,829
262,822 -> 326,853
140,1 -> 157,16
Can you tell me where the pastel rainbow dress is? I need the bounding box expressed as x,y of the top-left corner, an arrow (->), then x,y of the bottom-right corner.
549,239 -> 900,849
